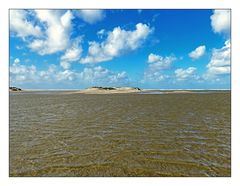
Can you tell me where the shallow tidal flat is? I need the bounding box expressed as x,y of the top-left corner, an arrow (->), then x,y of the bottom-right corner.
9,92 -> 231,176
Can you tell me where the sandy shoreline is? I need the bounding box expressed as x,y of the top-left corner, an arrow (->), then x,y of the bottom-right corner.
9,86 -> 230,95
9,89 -> 229,95
70,87 -> 142,94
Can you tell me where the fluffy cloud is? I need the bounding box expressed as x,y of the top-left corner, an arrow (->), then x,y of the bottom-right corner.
79,66 -> 128,85
60,38 -> 82,69
10,62 -> 37,82
28,10 -> 74,55
144,53 -> 176,82
10,62 -> 75,85
38,65 -> 58,81
204,40 -> 230,78
147,53 -> 176,70
97,29 -> 106,39
10,62 -> 75,83
210,10 -> 230,34
78,10 -> 105,24
14,58 -> 20,64
189,45 -> 206,60
175,67 -> 198,81
56,70 -> 76,81
144,72 -> 169,82
80,23 -> 153,64
10,10 -> 42,38
10,61 -> 129,87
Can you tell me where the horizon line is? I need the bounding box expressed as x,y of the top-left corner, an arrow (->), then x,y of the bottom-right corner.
13,88 -> 231,91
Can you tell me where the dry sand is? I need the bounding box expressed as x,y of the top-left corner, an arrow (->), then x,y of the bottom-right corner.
71,87 -> 142,94
65,88 -> 195,95
9,87 -> 196,95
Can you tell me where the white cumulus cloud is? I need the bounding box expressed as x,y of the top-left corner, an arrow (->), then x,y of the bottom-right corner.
10,63 -> 37,82
210,10 -> 230,34
147,53 -> 176,70
143,53 -> 176,82
10,62 -> 129,87
78,10 -> 105,24
14,58 -> 20,64
78,66 -> 128,85
175,67 -> 198,81
60,38 -> 82,69
38,65 -> 58,81
189,45 -> 206,60
56,70 -> 76,81
10,61 -> 76,84
80,23 -> 153,64
144,72 -> 169,82
204,40 -> 230,78
28,10 -> 74,55
10,10 -> 42,38
97,29 -> 106,39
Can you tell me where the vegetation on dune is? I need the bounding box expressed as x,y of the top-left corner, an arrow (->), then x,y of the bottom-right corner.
9,87 -> 22,91
90,86 -> 141,90
91,86 -> 116,90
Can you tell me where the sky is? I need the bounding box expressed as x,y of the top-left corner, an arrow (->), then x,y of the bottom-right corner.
9,9 -> 231,89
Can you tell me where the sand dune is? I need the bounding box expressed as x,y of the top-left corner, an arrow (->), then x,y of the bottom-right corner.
74,87 -> 142,94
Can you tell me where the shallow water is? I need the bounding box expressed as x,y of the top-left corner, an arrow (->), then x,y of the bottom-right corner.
9,92 -> 231,176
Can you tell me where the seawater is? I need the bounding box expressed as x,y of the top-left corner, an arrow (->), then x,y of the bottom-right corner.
10,92 -> 231,176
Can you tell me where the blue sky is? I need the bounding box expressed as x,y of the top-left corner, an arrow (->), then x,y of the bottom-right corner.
9,9 -> 230,89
